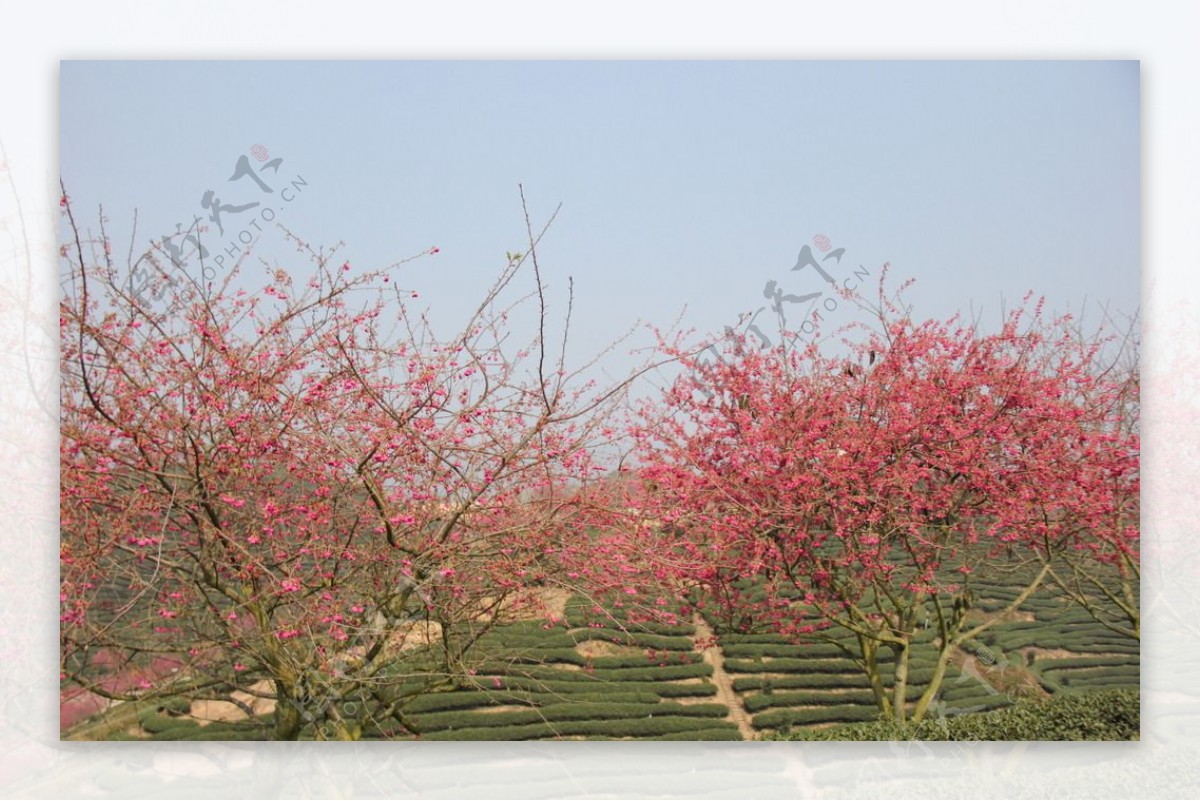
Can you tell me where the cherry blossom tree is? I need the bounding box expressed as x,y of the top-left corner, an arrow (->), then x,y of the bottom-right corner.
1039,308 -> 1140,640
59,190 -> 639,739
629,275 -> 1140,724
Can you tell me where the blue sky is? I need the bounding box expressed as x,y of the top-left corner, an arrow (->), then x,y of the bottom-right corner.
60,60 -> 1139,385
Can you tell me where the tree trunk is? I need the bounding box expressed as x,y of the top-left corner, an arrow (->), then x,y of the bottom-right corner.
273,680 -> 303,740
860,635 -> 891,718
891,642 -> 909,726
911,643 -> 955,723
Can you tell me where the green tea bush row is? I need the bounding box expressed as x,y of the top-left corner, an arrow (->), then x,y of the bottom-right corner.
644,726 -> 743,741
574,630 -> 697,651
721,643 -> 853,660
752,704 -> 880,730
722,657 -> 862,675
496,648 -> 699,670
561,609 -> 693,637
403,689 -> 662,714
1043,666 -> 1140,692
419,714 -> 739,741
483,676 -> 717,698
1054,680 -> 1140,694
937,682 -> 1012,704
733,673 -> 872,692
137,707 -> 197,735
485,629 -> 695,652
479,661 -> 712,683
151,722 -> 270,741
1038,663 -> 1140,680
993,620 -> 1117,636
991,630 -> 1137,654
1032,654 -> 1139,672
717,633 -> 794,645
477,633 -> 583,650
743,690 -> 877,712
939,694 -> 1013,714
411,701 -> 729,732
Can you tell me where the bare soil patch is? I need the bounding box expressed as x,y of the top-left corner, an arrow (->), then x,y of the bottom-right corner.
1023,646 -> 1131,661
189,680 -> 275,726
189,700 -> 249,726
538,588 -> 573,620
574,640 -> 646,659
692,614 -> 756,741
474,704 -> 530,714
950,644 -> 1049,700
385,620 -> 444,654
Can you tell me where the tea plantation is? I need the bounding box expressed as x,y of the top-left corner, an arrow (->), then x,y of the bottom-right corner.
66,573 -> 1138,741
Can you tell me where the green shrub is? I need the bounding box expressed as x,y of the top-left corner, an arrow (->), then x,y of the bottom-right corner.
775,689 -> 1139,741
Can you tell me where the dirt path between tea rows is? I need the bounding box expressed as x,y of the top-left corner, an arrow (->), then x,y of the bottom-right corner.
692,613 -> 756,741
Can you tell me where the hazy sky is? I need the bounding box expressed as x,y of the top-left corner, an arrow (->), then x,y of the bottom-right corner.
60,60 -> 1139,385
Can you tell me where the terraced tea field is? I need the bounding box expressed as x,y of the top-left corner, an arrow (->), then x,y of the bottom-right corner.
704,572 -> 1139,737
363,606 -> 740,741
65,573 -> 1138,741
